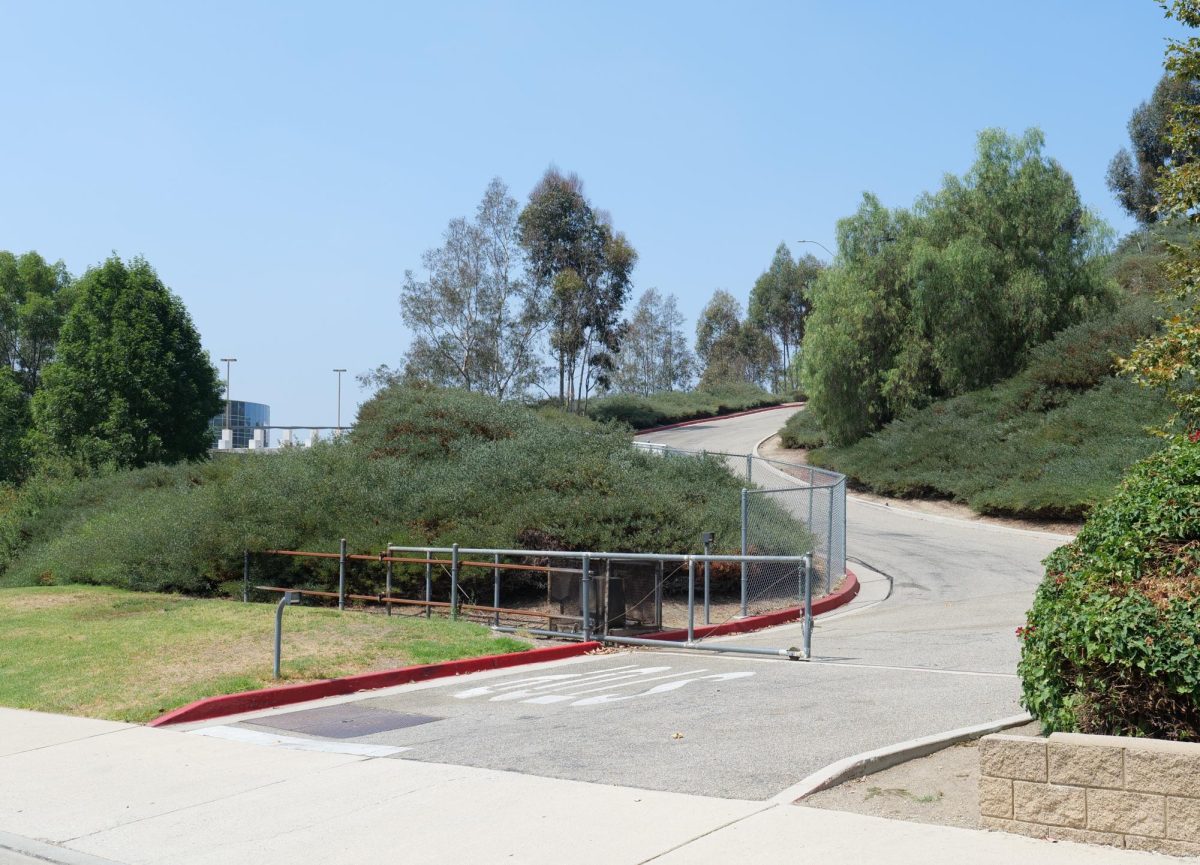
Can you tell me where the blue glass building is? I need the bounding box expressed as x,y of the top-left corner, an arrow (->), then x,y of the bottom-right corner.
209,400 -> 271,448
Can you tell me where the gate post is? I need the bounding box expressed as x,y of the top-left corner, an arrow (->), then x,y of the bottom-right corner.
740,488 -> 749,617
450,543 -> 460,620
581,554 -> 592,641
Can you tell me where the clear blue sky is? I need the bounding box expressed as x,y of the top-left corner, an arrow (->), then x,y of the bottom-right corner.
0,1 -> 1186,430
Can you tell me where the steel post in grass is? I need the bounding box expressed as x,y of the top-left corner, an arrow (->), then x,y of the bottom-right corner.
338,538 -> 347,611
581,553 -> 592,641
687,557 -> 696,643
424,549 -> 432,618
273,592 -> 297,679
242,550 -> 249,603
385,559 -> 393,617
802,553 -> 813,660
493,553 -> 501,627
450,543 -> 460,621
740,488 -> 749,617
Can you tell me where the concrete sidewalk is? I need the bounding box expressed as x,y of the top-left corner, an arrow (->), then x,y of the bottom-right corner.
0,708 -> 1176,864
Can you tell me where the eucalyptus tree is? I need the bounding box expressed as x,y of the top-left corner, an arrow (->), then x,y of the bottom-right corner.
613,288 -> 693,394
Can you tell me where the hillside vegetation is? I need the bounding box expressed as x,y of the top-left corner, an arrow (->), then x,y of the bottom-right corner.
585,383 -> 783,430
783,300 -> 1171,518
0,387 -> 757,596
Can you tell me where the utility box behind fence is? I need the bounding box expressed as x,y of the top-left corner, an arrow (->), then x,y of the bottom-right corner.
547,558 -> 661,635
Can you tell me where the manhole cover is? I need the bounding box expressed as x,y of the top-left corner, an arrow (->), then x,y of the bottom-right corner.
248,705 -> 441,739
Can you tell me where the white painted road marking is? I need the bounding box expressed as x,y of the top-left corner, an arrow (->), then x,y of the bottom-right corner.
191,724 -> 409,756
452,665 -> 756,707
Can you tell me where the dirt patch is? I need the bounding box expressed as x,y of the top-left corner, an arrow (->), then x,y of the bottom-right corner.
0,588 -> 102,611
798,721 -> 1043,829
757,435 -> 1081,537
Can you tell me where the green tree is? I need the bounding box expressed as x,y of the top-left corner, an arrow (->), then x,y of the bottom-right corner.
1107,72 -> 1200,225
804,129 -> 1111,445
0,250 -> 75,396
32,255 -> 222,469
1123,0 -> 1200,431
517,168 -> 637,410
748,243 -> 821,389
695,291 -> 779,388
397,178 -> 545,399
613,288 -> 693,394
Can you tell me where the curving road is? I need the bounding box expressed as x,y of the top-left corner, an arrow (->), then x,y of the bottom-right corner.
637,406 -> 1072,674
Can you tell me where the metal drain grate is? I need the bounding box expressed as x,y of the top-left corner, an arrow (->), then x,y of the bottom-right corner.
247,705 -> 442,739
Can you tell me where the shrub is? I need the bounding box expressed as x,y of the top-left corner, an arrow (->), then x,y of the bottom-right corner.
1019,437 -> 1200,739
0,387 -> 786,596
585,383 -> 782,430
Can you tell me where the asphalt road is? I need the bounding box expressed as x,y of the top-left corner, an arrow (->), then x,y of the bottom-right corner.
201,407 -> 1072,801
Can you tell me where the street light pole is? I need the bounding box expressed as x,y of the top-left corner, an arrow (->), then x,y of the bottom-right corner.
796,239 -> 836,259
219,358 -> 237,431
333,368 -> 347,431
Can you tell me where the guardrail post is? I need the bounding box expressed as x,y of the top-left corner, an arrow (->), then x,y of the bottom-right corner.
802,553 -> 813,660
385,556 -> 393,617
338,538 -> 347,611
424,549 -> 432,618
654,559 -> 664,628
581,553 -> 592,641
493,553 -> 501,627
740,488 -> 749,618
450,543 -> 460,621
242,550 -> 249,603
687,557 -> 696,643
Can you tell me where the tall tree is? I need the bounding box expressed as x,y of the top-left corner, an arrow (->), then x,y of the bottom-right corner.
1123,0 -> 1200,429
695,290 -> 779,389
518,168 -> 637,410
1107,72 -> 1200,225
31,255 -> 222,469
748,243 -> 822,389
398,178 -> 545,400
613,288 -> 693,394
0,250 -> 75,397
805,129 -> 1112,445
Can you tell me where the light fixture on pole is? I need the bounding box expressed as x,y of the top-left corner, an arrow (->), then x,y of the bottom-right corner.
796,239 -> 836,259
333,368 -> 347,430
219,358 -> 237,431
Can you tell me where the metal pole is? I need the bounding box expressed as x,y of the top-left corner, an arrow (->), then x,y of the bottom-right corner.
581,554 -> 592,641
242,550 -> 249,603
654,559 -> 664,629
338,538 -> 347,611
450,543 -> 460,621
827,489 -> 834,593
333,368 -> 346,431
804,553 -> 814,659
385,558 -> 393,617
745,453 -> 753,486
424,549 -> 432,618
740,488 -> 749,617
687,557 -> 696,643
273,594 -> 290,679
220,357 -> 237,433
703,538 -> 712,626
493,553 -> 501,627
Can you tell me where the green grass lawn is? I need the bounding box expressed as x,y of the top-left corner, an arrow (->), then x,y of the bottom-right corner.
0,585 -> 530,723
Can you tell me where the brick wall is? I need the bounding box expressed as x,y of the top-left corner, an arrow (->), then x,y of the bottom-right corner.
980,732 -> 1200,856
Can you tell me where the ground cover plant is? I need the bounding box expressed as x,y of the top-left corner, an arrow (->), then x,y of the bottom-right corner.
585,382 -> 783,430
0,585 -> 528,722
1018,437 -> 1200,739
781,300 -> 1171,518
0,386 -> 776,596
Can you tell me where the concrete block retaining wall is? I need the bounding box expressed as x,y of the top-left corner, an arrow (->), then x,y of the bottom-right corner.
979,732 -> 1200,856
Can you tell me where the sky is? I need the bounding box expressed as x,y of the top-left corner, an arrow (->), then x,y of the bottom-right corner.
0,1 -> 1188,432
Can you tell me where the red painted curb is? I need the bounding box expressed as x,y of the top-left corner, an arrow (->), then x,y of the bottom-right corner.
148,640 -> 601,727
645,569 -> 860,642
149,570 -> 859,728
634,402 -> 804,435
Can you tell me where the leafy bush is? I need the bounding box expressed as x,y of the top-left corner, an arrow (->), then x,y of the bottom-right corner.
790,300 -> 1171,518
585,383 -> 782,430
1019,437 -> 1200,739
0,387 -> 776,596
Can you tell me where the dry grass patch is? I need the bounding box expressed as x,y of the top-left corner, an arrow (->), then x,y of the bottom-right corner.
0,585 -> 530,723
